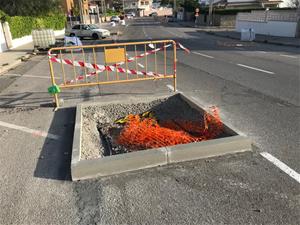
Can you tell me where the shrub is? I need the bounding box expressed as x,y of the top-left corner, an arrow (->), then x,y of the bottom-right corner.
6,14 -> 65,39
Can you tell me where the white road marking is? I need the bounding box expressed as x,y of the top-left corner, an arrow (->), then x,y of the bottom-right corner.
4,73 -> 60,79
0,120 -> 60,140
260,152 -> 300,184
257,51 -> 267,54
138,63 -> 144,68
280,54 -> 298,59
166,84 -> 177,92
165,29 -> 183,38
192,51 -> 215,59
148,43 -> 155,49
142,26 -> 151,39
237,63 -> 275,74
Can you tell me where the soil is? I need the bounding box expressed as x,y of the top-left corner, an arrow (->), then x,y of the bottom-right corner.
80,94 -> 206,160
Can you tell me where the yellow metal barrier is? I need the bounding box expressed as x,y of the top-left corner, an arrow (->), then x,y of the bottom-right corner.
48,40 -> 177,109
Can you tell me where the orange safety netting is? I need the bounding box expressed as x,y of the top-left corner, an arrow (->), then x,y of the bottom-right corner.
117,107 -> 222,151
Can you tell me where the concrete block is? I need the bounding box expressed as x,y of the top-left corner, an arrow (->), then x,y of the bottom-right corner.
72,147 -> 168,180
71,92 -> 252,181
167,136 -> 252,163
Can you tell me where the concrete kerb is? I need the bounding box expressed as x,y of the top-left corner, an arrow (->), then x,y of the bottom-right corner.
71,92 -> 252,181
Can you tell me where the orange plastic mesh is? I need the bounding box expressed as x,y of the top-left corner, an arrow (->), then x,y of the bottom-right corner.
117,106 -> 222,151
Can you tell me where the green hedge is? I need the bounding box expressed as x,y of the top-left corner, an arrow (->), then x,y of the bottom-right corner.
6,14 -> 65,39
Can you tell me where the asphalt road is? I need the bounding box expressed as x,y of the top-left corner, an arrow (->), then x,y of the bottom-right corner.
0,17 -> 299,225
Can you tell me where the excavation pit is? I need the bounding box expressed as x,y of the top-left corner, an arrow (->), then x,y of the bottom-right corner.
72,93 -> 251,180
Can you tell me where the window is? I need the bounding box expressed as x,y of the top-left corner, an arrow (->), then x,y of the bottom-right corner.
145,1 -> 149,5
132,2 -> 136,6
82,25 -> 89,30
72,25 -> 80,29
141,1 -> 145,5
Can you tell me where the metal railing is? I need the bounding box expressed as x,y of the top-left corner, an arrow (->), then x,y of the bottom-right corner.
48,40 -> 177,109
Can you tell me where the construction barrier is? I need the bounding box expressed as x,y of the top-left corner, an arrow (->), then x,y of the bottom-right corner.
48,40 -> 179,109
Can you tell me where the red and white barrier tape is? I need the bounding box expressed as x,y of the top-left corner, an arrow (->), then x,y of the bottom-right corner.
48,42 -> 190,84
177,42 -> 190,54
113,44 -> 172,67
49,56 -> 162,77
64,67 -> 163,84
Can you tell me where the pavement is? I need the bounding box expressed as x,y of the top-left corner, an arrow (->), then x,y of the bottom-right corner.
0,42 -> 33,75
0,17 -> 299,225
175,21 -> 300,47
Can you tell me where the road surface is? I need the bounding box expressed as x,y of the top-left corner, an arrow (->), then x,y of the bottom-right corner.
0,17 -> 299,225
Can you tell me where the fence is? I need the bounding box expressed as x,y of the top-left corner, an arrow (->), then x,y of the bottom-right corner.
237,10 -> 299,23
236,10 -> 299,37
48,40 -> 177,109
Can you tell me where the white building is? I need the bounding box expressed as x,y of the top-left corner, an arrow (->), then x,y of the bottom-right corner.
124,0 -> 153,11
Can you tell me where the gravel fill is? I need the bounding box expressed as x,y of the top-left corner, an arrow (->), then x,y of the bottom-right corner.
80,94 -> 227,160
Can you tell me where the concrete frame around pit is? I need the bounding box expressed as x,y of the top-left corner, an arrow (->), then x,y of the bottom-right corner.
71,92 -> 252,181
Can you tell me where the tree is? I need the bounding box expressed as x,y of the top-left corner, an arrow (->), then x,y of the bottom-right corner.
183,0 -> 199,12
286,0 -> 299,7
0,0 -> 62,16
160,0 -> 199,12
111,0 -> 123,12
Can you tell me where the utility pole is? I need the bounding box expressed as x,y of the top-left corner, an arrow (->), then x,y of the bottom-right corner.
208,0 -> 213,26
78,0 -> 84,23
123,0 -> 125,11
173,0 -> 176,18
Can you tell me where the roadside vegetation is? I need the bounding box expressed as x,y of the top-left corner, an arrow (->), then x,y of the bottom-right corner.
0,0 -> 65,39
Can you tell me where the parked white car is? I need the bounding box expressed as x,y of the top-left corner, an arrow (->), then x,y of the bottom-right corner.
110,16 -> 120,23
126,12 -> 135,19
65,24 -> 110,39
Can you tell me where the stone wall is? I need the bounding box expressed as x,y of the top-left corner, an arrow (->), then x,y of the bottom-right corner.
192,14 -> 235,27
236,9 -> 299,37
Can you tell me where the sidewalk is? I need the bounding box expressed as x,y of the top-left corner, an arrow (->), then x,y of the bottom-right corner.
176,21 -> 300,48
0,42 -> 33,75
206,30 -> 300,48
0,29 -> 67,75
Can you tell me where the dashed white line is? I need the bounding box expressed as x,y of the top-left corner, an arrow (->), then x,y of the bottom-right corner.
260,152 -> 300,184
235,47 -> 245,50
237,63 -> 275,74
0,121 -> 60,140
192,51 -> 215,59
257,51 -> 267,54
165,29 -> 183,38
166,84 -> 178,92
280,54 -> 298,59
142,26 -> 152,40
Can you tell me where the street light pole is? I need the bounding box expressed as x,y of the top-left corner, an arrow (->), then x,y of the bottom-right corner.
208,0 -> 213,26
78,0 -> 84,23
173,0 -> 176,17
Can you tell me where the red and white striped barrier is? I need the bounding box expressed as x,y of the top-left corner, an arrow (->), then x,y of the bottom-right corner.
48,42 -> 190,84
113,44 -> 172,67
177,42 -> 190,54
